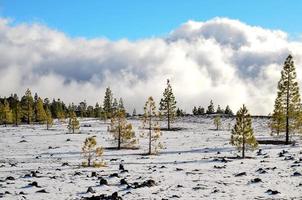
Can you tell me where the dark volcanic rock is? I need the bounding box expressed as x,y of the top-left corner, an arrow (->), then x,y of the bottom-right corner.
87,186 -> 95,193
251,178 -> 262,183
266,189 -> 280,195
82,192 -> 122,200
5,176 -> 15,181
120,179 -> 128,185
36,189 -> 48,193
292,172 -> 302,176
91,172 -> 97,177
28,181 -> 39,187
109,173 -> 119,178
99,177 -> 108,185
119,164 -> 124,171
234,172 -> 246,177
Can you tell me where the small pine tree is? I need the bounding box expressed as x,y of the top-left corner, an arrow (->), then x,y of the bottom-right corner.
21,89 -> 34,124
12,94 -> 21,126
82,136 -> 104,167
159,79 -> 177,130
198,106 -> 205,115
103,87 -> 113,118
192,106 -> 198,115
132,108 -> 137,117
206,100 -> 215,114
110,111 -> 137,149
216,105 -> 224,114
142,97 -> 162,155
230,105 -> 258,158
214,116 -> 222,130
45,107 -> 53,130
36,97 -> 47,123
68,111 -> 80,134
271,55 -> 302,144
0,98 -> 13,126
224,105 -> 234,116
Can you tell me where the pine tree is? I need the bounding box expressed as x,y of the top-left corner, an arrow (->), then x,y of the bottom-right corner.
45,107 -> 53,130
103,87 -> 113,118
206,100 -> 215,114
132,108 -> 137,117
271,55 -> 302,144
118,98 -> 125,113
192,106 -> 198,115
198,106 -> 205,115
110,110 -> 137,149
0,98 -> 13,126
11,94 -> 21,126
224,105 -> 234,116
82,136 -> 104,167
142,97 -> 162,155
36,97 -> 47,123
21,89 -> 34,124
159,79 -> 177,130
231,105 -> 258,158
68,111 -> 80,134
216,105 -> 224,114
214,115 -> 222,130
112,98 -> 118,114
94,103 -> 101,118
33,93 -> 39,122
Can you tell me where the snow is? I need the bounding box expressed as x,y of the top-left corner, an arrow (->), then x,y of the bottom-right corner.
1,117 -> 302,199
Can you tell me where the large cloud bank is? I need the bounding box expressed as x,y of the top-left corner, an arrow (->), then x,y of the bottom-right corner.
0,17 -> 302,115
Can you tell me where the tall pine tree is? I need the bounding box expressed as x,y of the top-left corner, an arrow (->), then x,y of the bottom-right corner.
142,96 -> 162,155
159,79 -> 177,130
271,55 -> 302,144
103,87 -> 113,118
21,89 -> 34,124
231,105 -> 258,158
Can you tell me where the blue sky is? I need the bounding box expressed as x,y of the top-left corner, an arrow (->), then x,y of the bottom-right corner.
0,0 -> 301,40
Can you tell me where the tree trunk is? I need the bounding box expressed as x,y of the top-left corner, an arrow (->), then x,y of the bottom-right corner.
167,100 -> 170,130
148,113 -> 152,155
242,133 -> 245,159
286,73 -> 290,145
118,123 -> 121,150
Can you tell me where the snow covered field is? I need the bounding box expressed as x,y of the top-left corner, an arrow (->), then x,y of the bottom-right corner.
1,117 -> 302,200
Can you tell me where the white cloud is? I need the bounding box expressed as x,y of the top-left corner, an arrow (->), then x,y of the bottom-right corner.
0,17 -> 301,115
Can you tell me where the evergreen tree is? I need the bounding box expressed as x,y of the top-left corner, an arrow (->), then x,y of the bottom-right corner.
103,87 -> 113,118
206,100 -> 215,114
224,105 -> 234,116
192,106 -> 198,115
33,93 -> 39,122
36,97 -> 47,123
231,105 -> 258,158
118,98 -> 125,113
132,108 -> 137,117
21,89 -> 34,124
94,103 -> 101,118
142,97 -> 162,155
159,79 -> 177,130
11,94 -> 21,126
176,108 -> 185,117
82,136 -> 104,167
68,111 -> 80,134
198,106 -> 205,115
271,55 -> 302,144
45,107 -> 53,130
216,105 -> 224,114
110,110 -> 137,149
214,115 -> 222,130
112,98 -> 118,114
0,98 -> 13,126
86,105 -> 94,118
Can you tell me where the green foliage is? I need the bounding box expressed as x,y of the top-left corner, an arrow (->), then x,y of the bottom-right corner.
20,89 -> 34,124
36,97 -> 47,123
103,87 -> 113,118
68,111 -> 80,134
159,79 -> 177,130
231,105 -> 258,158
82,136 -> 104,167
11,94 -> 21,126
206,100 -> 215,114
216,105 -> 224,114
213,116 -> 222,130
45,107 -> 53,130
224,105 -> 234,116
142,96 -> 162,155
110,110 -> 137,149
271,55 -> 302,144
0,98 -> 13,126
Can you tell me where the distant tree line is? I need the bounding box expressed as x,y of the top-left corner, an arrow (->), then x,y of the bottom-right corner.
192,100 -> 234,116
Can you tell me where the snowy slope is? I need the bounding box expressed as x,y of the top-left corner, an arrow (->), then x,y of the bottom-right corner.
0,117 -> 302,200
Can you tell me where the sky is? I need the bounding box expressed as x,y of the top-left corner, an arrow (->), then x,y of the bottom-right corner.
1,1 -> 302,40
0,1 -> 302,115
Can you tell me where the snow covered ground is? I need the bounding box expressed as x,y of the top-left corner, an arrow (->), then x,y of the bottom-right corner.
1,117 -> 302,200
